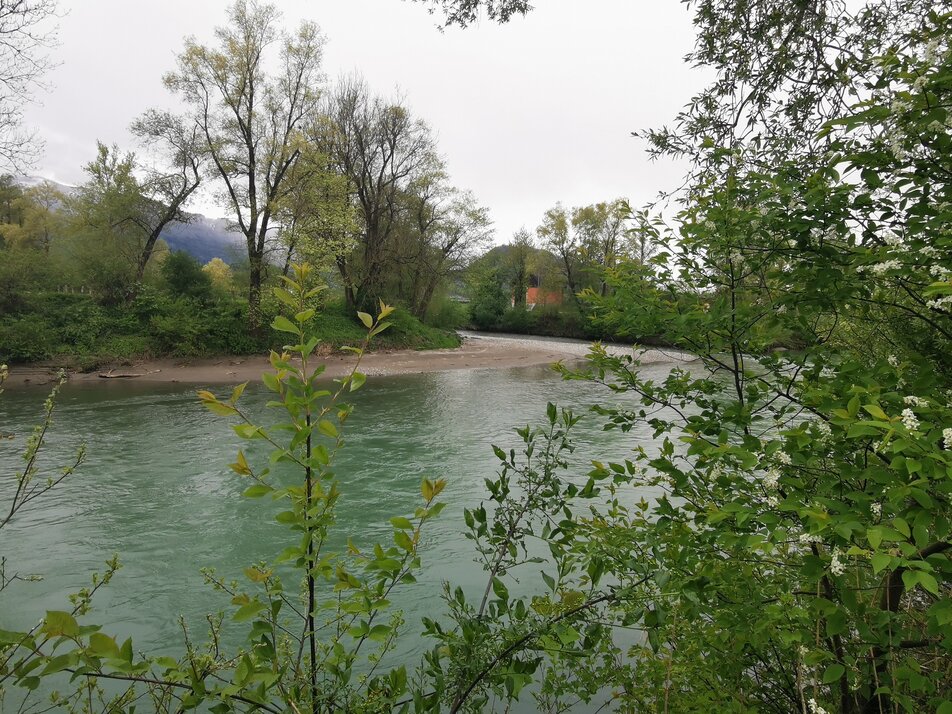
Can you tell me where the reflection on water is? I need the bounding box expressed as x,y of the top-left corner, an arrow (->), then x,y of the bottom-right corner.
0,361 -> 676,707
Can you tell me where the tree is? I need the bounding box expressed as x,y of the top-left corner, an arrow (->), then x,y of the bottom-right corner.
536,203 -> 582,309
398,158 -> 493,318
164,0 -> 326,329
202,256 -> 235,294
313,76 -> 434,310
128,110 -> 203,287
0,0 -> 58,171
410,0 -> 531,28
161,250 -> 212,302
273,138 -> 356,277
16,180 -> 65,254
507,227 -> 532,307
571,199 -> 627,296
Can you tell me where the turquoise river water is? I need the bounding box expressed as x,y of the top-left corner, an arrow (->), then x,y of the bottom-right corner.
1,358 -> 674,709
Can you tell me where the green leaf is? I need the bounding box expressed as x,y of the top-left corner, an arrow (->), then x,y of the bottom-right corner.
233,424 -> 262,439
390,517 -> 413,530
822,664 -> 845,683
871,552 -> 891,574
88,632 -> 120,659
394,530 -> 414,552
271,315 -> 300,335
862,404 -> 890,421
40,653 -> 74,676
242,484 -> 272,498
230,382 -> 247,403
350,371 -> 366,392
357,311 -> 373,329
272,287 -> 297,308
233,601 -> 267,622
318,420 -> 338,438
42,611 -> 79,638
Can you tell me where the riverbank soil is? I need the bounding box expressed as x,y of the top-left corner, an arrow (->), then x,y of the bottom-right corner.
3,332 -> 697,386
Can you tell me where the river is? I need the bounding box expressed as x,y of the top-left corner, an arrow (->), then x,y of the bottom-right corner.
1,347 -> 678,709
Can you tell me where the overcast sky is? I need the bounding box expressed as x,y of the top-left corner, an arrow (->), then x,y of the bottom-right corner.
25,0 -> 706,244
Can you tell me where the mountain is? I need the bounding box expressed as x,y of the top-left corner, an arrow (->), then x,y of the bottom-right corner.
159,214 -> 246,265
15,176 -> 247,265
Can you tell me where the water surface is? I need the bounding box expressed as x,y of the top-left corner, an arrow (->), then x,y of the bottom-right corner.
1,361 -> 673,706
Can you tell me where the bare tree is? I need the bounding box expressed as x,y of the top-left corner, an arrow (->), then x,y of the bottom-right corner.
313,76 -> 434,310
129,110 -> 202,289
164,0 -> 325,329
0,0 -> 58,171
405,180 -> 492,318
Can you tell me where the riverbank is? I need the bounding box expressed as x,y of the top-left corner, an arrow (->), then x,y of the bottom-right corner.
2,332 -> 699,386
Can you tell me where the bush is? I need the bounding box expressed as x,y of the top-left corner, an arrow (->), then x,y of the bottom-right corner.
425,295 -> 469,330
149,299 -> 208,356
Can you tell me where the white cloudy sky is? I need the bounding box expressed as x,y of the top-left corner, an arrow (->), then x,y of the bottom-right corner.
25,0 -> 706,243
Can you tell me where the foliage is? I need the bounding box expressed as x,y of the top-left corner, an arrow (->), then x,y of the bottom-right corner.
468,268 -> 508,330
161,250 -> 212,302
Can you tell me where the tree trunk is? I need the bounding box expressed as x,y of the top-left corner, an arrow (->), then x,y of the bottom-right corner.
248,253 -> 264,333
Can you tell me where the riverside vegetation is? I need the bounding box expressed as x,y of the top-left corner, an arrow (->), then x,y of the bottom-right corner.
4,0 -> 952,713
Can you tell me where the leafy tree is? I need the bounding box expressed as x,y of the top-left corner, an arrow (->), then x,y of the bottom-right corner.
164,0 -> 326,330
273,138 -> 357,278
468,267 -> 508,329
161,250 -> 212,302
507,228 -> 532,307
571,199 -> 628,296
202,257 -> 235,294
15,180 -> 66,254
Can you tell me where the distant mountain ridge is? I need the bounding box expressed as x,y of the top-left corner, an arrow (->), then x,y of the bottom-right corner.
16,176 -> 246,265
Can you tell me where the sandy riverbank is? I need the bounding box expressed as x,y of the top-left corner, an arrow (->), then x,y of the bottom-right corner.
2,333 -> 697,387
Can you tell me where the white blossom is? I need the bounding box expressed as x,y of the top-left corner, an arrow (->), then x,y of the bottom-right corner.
775,450 -> 792,465
927,295 -> 952,312
859,259 -> 901,276
887,355 -> 900,368
830,549 -> 846,576
870,502 -> 882,518
921,246 -> 940,258
764,467 -> 780,490
912,74 -> 928,92
925,39 -> 941,64
799,533 -> 820,545
943,427 -> 952,448
890,97 -> 911,114
813,420 -> 832,440
900,408 -> 920,430
903,395 -> 928,407
929,265 -> 951,281
808,698 -> 830,714
883,231 -> 903,247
